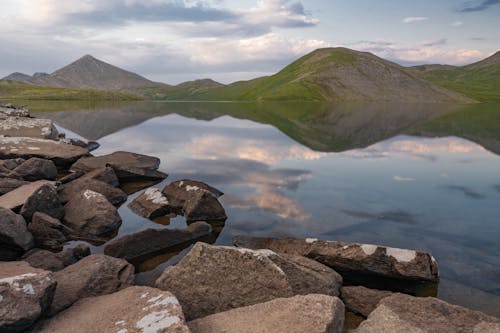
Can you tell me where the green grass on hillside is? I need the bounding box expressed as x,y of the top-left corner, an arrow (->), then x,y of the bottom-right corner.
0,81 -> 143,101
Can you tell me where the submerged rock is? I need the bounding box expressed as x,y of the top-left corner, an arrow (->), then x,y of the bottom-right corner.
38,286 -> 190,333
63,189 -> 122,239
188,294 -> 345,333
49,254 -> 134,315
0,207 -> 33,260
27,212 -> 72,251
20,184 -> 64,222
0,117 -> 59,139
104,222 -> 212,262
0,180 -> 54,210
233,236 -> 439,291
13,157 -> 57,181
0,261 -> 56,333
0,137 -> 89,168
355,293 -> 500,333
155,242 -> 342,320
71,151 -> 167,181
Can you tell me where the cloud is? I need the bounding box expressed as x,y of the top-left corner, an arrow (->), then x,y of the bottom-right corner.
402,16 -> 429,23
451,21 -> 464,27
393,176 -> 416,182
458,0 -> 500,12
421,38 -> 447,47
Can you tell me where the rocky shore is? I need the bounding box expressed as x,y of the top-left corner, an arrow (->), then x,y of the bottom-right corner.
1,102 -> 499,332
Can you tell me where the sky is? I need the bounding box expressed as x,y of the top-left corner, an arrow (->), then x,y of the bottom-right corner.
0,0 -> 499,84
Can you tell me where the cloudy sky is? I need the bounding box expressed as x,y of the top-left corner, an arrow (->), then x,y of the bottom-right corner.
0,0 -> 499,84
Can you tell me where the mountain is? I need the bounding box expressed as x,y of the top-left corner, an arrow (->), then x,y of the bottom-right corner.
168,48 -> 473,102
1,55 -> 165,93
142,79 -> 224,100
409,50 -> 500,101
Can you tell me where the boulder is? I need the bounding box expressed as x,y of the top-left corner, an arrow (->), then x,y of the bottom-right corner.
0,207 -> 33,260
0,117 -> 59,139
22,244 -> 90,272
188,294 -> 345,333
0,180 -> 54,210
37,286 -> 189,333
233,236 -> 439,290
27,213 -> 71,251
58,178 -> 127,206
71,151 -> 167,181
12,157 -> 57,181
20,184 -> 64,222
104,222 -> 212,262
162,180 -> 224,215
60,138 -> 99,152
0,261 -> 56,332
0,106 -> 30,117
355,293 -> 500,333
128,187 -> 171,219
184,190 -> 227,223
0,137 -> 89,168
0,178 -> 28,195
0,158 -> 25,170
340,286 -> 394,317
155,242 -> 342,320
63,190 -> 122,239
49,254 -> 134,315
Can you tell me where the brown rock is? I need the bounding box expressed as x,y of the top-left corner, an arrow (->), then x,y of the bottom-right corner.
49,254 -> 134,315
0,178 -> 28,196
0,261 -> 56,332
340,286 -> 393,317
38,286 -> 189,333
0,158 -> 25,170
71,151 -> 167,181
104,222 -> 212,262
0,207 -> 33,260
162,180 -> 224,215
0,180 -> 54,210
12,158 -> 57,181
184,190 -> 227,223
355,293 -> 500,333
27,213 -> 71,251
155,242 -> 342,320
0,117 -> 59,140
188,294 -> 345,333
22,244 -> 90,272
58,178 -> 127,206
63,189 -> 122,239
20,184 -> 64,222
128,187 -> 171,219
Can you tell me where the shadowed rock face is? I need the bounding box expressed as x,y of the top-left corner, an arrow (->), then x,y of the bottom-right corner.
0,207 -> 34,260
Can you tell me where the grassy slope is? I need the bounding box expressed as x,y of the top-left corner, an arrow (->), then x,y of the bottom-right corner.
0,80 -> 143,101
411,62 -> 500,102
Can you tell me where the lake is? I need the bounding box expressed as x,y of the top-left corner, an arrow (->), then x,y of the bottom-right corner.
34,100 -> 500,317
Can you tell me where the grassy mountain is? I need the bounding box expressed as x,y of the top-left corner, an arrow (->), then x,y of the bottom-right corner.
0,80 -> 142,101
165,48 -> 472,102
142,79 -> 224,100
1,55 -> 165,93
409,51 -> 500,101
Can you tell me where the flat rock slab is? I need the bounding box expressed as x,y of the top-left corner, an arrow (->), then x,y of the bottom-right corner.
0,180 -> 54,210
104,221 -> 212,262
38,286 -> 190,333
155,242 -> 342,320
234,236 -> 439,285
0,261 -> 56,333
0,137 -> 88,167
188,294 -> 345,333
355,293 -> 500,333
0,178 -> 28,196
0,117 -> 59,140
71,151 -> 167,181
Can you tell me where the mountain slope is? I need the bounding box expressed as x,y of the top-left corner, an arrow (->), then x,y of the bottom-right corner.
409,51 -> 500,101
2,55 -> 165,93
142,79 -> 224,100
176,48 -> 473,102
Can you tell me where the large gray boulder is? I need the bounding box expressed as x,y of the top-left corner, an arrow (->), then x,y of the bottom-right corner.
27,213 -> 72,251
155,242 -> 342,320
0,178 -> 28,196
0,180 -> 54,210
0,207 -> 33,260
0,261 -> 56,332
234,236 -> 439,287
0,137 -> 88,168
340,286 -> 394,318
23,244 -> 90,272
12,158 -> 57,181
20,184 -> 64,222
355,293 -> 500,332
104,221 -> 212,262
58,178 -> 127,206
49,254 -> 134,315
63,190 -> 122,239
188,294 -> 345,333
71,151 -> 167,181
37,286 -> 190,333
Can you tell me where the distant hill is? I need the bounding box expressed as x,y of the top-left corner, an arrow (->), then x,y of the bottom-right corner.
409,51 -> 500,101
171,48 -> 473,102
1,55 -> 165,93
142,79 -> 225,100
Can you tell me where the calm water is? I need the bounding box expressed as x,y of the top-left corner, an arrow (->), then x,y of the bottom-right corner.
35,101 -> 500,316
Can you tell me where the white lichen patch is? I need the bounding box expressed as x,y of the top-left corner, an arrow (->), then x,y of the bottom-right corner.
116,329 -> 128,333
27,146 -> 41,150
342,245 -> 349,250
0,295 -> 3,302
360,244 -> 378,256
185,185 -> 200,192
178,181 -> 184,187
136,310 -> 180,333
83,189 -> 104,200
0,273 -> 39,294
305,238 -> 318,244
115,320 -> 126,326
143,295 -> 179,311
144,188 -> 169,205
385,247 -> 416,262
22,284 -> 35,295
140,292 -> 149,299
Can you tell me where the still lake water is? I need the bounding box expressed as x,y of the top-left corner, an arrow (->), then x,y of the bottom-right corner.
35,101 -> 500,316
